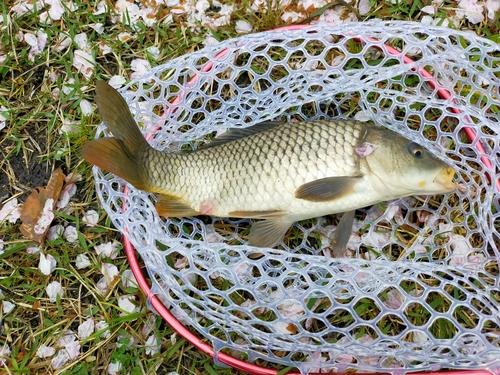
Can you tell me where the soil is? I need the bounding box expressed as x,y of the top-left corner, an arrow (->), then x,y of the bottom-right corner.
0,128 -> 54,202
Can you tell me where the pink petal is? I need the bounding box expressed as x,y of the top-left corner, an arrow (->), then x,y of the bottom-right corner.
51,350 -> 70,369
34,198 -> 55,235
36,344 -> 56,358
141,315 -> 156,336
56,183 -> 77,209
0,198 -> 21,224
78,318 -> 94,339
355,142 -> 377,158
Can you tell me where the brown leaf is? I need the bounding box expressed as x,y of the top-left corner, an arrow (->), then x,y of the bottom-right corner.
19,168 -> 66,244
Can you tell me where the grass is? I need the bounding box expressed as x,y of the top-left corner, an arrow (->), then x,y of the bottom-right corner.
0,0 -> 499,374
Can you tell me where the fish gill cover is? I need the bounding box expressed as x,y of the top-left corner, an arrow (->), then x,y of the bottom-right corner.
91,22 -> 500,374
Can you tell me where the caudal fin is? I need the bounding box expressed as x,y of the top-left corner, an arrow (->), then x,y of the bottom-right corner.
83,80 -> 150,191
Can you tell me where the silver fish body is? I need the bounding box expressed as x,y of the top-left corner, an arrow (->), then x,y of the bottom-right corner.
83,81 -> 457,253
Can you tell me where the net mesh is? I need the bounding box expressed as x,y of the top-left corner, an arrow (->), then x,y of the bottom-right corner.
93,21 -> 500,373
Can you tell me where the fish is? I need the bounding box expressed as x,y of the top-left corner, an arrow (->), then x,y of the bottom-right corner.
83,80 -> 457,256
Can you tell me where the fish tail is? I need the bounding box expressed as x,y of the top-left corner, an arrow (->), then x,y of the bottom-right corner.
82,80 -> 151,191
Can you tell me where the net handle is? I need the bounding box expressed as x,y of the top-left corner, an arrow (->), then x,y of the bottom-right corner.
119,24 -> 498,374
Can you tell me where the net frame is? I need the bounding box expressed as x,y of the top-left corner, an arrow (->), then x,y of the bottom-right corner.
91,22 -> 500,374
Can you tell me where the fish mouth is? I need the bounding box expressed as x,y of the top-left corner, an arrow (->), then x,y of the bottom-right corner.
434,167 -> 457,192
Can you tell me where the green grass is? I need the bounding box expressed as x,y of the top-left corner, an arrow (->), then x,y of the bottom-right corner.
0,0 -> 499,374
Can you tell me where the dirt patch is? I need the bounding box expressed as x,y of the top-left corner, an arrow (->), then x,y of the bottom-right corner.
0,127 -> 55,202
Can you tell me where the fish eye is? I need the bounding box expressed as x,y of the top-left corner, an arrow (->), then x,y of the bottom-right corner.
408,142 -> 424,158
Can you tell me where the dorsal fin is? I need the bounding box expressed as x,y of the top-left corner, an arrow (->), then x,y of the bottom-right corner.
198,121 -> 283,150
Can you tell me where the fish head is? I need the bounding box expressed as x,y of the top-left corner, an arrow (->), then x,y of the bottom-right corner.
363,129 -> 457,197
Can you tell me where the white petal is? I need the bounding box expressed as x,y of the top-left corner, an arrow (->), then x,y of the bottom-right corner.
487,0 -> 500,19
203,36 -> 219,47
145,334 -> 160,355
51,350 -> 70,369
130,58 -> 152,79
95,241 -> 120,259
358,0 -> 371,15
420,5 -> 436,14
74,33 -> 90,51
108,361 -> 122,374
90,23 -> 105,34
146,46 -> 160,60
47,224 -> 64,240
108,76 -> 126,89
118,32 -> 131,42
281,11 -> 304,23
96,276 -> 109,295
96,321 -> 111,338
102,263 -> 119,280
412,330 -> 429,343
353,110 -> 372,122
75,254 -> 91,269
78,318 -> 94,339
55,33 -> 71,52
36,344 -> 56,358
80,99 -> 93,116
39,253 -> 57,275
277,299 -> 304,319
93,1 -> 108,15
27,246 -> 40,254
118,295 -> 139,314
99,42 -> 113,56
2,300 -> 15,314
47,0 -> 65,20
121,269 -> 138,289
274,321 -> 294,335
73,50 -> 96,79
65,173 -> 83,183
235,20 -> 252,33
63,226 -> 78,243
82,210 -> 99,226
58,330 -> 78,346
64,340 -> 80,359
0,343 -> 11,365
46,281 -> 64,302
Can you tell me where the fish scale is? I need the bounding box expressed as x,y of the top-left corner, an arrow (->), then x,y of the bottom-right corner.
83,80 -> 457,253
147,119 -> 365,217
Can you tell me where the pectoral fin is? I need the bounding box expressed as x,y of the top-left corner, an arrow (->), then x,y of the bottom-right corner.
295,176 -> 361,202
330,210 -> 355,258
248,219 -> 293,248
155,194 -> 199,217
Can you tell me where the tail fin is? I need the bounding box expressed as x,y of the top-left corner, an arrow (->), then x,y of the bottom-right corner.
83,80 -> 150,191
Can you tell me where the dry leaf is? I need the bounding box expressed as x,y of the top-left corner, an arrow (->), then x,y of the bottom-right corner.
19,168 -> 65,244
